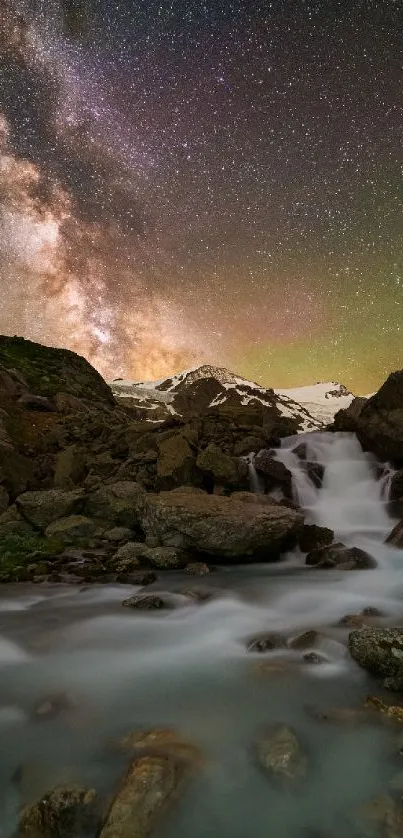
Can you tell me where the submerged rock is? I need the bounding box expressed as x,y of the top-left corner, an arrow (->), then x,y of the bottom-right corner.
246,632 -> 286,653
365,695 -> 403,723
349,628 -> 403,687
122,594 -> 166,610
303,652 -> 327,665
99,729 -> 199,838
17,784 -> 99,838
256,724 -> 307,783
288,630 -> 321,650
306,542 -> 376,570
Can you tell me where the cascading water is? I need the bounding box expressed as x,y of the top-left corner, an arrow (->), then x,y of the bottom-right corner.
0,431 -> 402,838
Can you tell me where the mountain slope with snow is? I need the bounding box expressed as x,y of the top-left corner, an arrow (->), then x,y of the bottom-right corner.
275,382 -> 355,424
111,366 -> 353,431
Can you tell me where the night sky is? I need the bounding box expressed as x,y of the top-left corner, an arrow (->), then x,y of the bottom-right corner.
0,0 -> 402,392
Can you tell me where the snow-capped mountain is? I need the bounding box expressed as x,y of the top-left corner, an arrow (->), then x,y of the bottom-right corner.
275,382 -> 355,424
110,366 -> 351,431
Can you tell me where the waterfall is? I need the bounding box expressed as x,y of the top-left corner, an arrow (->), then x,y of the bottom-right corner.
275,432 -> 393,547
245,454 -> 265,494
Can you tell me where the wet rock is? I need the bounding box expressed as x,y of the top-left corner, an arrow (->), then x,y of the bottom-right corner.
117,728 -> 203,764
99,730 -> 199,838
181,586 -> 216,603
252,659 -> 297,678
360,795 -> 403,838
110,541 -> 145,567
386,520 -> 403,548
338,614 -> 370,628
361,606 -> 385,617
17,784 -> 99,838
122,594 -> 166,610
306,542 -> 376,570
142,545 -> 184,569
303,652 -> 327,665
246,632 -> 286,653
253,449 -> 293,496
288,630 -> 321,650
305,461 -> 324,487
256,724 -> 307,783
45,515 -> 99,544
298,525 -> 334,553
16,489 -> 85,531
184,561 -> 210,576
140,490 -> 303,560
349,628 -> 403,687
365,695 -> 403,723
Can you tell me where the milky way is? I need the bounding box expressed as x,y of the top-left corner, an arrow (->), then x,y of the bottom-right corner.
0,0 -> 402,390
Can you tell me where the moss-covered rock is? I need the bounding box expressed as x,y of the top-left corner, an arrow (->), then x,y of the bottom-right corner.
0,534 -> 63,580
84,482 -> 145,527
16,489 -> 85,531
45,515 -> 99,544
196,443 -> 248,489
0,335 -> 114,405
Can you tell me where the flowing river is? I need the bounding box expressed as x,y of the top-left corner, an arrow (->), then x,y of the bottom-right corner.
0,432 -> 402,837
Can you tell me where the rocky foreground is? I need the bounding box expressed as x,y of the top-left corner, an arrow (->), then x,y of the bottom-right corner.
0,334 -> 402,584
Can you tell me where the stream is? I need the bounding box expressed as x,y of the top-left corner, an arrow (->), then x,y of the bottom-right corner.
0,431 -> 402,837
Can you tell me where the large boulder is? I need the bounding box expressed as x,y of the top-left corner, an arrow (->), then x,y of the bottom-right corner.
16,784 -> 99,838
140,490 -> 303,560
334,372 -> 403,464
349,628 -> 403,689
156,433 -> 197,490
16,489 -> 85,531
84,482 -> 145,527
0,505 -> 34,536
196,443 -> 248,489
333,397 -> 367,432
306,542 -> 376,570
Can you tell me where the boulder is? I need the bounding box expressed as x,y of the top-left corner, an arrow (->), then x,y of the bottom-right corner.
45,516 -> 99,544
117,570 -> 157,586
140,490 -> 303,561
16,784 -> 99,838
156,433 -> 197,490
306,542 -> 376,570
99,729 -> 200,838
111,541 -> 146,564
256,724 -> 307,783
333,396 -> 367,432
84,482 -> 145,527
104,526 -> 133,543
288,630 -> 321,650
143,546 -> 183,569
333,372 -> 403,464
349,627 -> 403,688
298,525 -> 334,553
196,443 -> 248,489
53,445 -> 87,488
253,450 -> 293,496
16,489 -> 85,531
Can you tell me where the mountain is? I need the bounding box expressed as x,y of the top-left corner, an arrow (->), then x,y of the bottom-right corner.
110,365 -> 333,430
275,382 -> 355,424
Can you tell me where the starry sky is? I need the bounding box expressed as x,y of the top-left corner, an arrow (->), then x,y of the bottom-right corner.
0,0 -> 402,392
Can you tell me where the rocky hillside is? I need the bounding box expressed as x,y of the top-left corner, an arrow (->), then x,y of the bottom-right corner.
111,365 -> 323,430
0,334 -> 401,583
